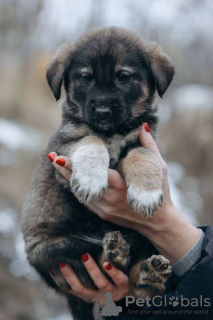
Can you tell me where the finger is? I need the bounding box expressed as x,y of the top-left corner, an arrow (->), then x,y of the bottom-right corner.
108,169 -> 126,190
59,263 -> 84,292
85,196 -> 117,218
54,155 -> 72,171
139,123 -> 166,166
48,152 -> 72,181
81,253 -> 112,292
103,261 -> 129,289
59,263 -> 97,299
85,202 -> 104,216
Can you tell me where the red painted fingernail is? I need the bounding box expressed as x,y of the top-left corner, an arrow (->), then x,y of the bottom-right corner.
56,158 -> 65,166
104,262 -> 112,271
59,262 -> 66,268
144,122 -> 150,132
48,153 -> 55,162
81,253 -> 89,262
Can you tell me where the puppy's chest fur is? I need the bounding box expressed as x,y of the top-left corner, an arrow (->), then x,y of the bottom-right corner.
59,123 -> 141,168
105,129 -> 141,167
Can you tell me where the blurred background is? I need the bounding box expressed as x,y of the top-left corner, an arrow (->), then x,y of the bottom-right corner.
0,0 -> 213,319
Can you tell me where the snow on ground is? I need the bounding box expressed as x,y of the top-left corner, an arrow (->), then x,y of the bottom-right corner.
0,118 -> 41,151
172,85 -> 213,111
159,84 -> 213,125
168,162 -> 200,226
0,207 -> 17,234
43,314 -> 71,320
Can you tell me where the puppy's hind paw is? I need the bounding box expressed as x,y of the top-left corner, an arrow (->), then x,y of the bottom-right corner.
103,231 -> 130,268
133,255 -> 171,299
127,185 -> 163,217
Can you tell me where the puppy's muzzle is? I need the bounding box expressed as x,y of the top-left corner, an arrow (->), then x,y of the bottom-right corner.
89,97 -> 120,121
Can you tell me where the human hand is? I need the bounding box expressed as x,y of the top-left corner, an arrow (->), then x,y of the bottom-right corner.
51,254 -> 129,305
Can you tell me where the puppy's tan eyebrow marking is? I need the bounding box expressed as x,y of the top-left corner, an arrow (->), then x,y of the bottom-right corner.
79,67 -> 92,74
115,66 -> 134,73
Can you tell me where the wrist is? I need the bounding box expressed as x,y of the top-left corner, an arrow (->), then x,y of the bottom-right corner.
135,203 -> 200,264
134,202 -> 180,238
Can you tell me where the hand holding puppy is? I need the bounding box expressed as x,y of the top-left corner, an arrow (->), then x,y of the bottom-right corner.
50,124 -> 200,265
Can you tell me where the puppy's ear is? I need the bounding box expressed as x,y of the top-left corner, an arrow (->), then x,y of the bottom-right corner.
144,42 -> 175,97
46,44 -> 72,101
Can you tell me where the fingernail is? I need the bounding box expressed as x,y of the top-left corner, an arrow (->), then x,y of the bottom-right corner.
144,122 -> 150,132
48,153 -> 55,162
59,262 -> 66,268
56,158 -> 65,166
104,262 -> 112,271
81,253 -> 89,262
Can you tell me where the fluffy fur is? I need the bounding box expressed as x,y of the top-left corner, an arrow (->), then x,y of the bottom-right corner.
22,27 -> 174,320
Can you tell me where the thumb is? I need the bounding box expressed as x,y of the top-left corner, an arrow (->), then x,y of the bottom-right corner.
139,123 -> 165,166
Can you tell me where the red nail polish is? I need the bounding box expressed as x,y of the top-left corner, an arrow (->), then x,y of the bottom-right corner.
56,158 -> 65,166
48,153 -> 55,162
81,253 -> 89,262
59,262 -> 66,268
104,262 -> 112,271
144,122 -> 150,132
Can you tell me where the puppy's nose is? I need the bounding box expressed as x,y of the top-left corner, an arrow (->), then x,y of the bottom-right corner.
95,107 -> 111,119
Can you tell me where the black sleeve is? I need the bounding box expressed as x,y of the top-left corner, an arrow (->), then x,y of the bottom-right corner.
108,225 -> 213,320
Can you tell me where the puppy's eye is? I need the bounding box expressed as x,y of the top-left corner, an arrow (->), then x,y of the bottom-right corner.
118,71 -> 131,83
82,73 -> 93,83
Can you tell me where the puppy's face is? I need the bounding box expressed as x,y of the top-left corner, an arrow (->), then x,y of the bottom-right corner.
47,27 -> 174,133
65,43 -> 154,132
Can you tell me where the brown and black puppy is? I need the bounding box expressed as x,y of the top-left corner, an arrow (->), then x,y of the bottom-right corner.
22,27 -> 174,320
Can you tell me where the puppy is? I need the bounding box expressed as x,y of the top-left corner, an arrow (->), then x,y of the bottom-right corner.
22,27 -> 174,320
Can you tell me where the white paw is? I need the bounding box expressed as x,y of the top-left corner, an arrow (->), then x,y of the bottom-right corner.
127,185 -> 163,217
70,144 -> 109,204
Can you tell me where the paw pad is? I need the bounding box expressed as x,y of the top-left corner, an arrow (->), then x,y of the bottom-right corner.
103,231 -> 130,267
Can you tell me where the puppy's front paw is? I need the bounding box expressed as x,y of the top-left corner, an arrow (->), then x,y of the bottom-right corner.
121,147 -> 164,217
127,185 -> 164,217
71,171 -> 108,204
70,144 -> 109,204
